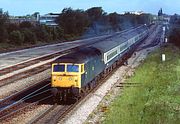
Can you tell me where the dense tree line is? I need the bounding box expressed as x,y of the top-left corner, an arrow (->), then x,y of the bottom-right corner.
0,7 -> 153,46
6,23 -> 64,45
170,14 -> 180,24
56,8 -> 90,37
56,7 -> 153,37
169,28 -> 180,47
57,7 -> 152,36
0,9 -> 64,46
169,14 -> 180,47
0,9 -> 9,43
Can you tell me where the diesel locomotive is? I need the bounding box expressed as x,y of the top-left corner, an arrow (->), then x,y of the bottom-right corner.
51,25 -> 149,101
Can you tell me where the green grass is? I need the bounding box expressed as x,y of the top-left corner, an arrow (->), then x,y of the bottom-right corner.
103,45 -> 180,124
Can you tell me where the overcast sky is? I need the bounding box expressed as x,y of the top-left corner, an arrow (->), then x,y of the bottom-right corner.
1,0 -> 179,16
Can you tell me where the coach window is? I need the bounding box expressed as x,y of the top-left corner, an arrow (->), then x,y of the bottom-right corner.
107,50 -> 117,61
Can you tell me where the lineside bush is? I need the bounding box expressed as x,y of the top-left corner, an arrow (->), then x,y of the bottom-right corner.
9,30 -> 24,45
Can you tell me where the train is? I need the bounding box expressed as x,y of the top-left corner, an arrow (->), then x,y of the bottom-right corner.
51,25 -> 149,101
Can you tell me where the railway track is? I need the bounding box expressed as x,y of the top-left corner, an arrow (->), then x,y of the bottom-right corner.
0,79 -> 52,123
29,102 -> 77,124
137,26 -> 162,51
0,64 -> 50,88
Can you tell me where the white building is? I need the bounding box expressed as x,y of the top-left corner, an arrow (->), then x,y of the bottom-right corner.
123,11 -> 144,15
39,13 -> 60,26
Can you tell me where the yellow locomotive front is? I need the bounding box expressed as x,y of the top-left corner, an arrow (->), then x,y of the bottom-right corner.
51,63 -> 84,89
51,47 -> 102,102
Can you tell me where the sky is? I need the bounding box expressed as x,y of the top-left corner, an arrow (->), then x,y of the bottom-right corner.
0,0 -> 179,16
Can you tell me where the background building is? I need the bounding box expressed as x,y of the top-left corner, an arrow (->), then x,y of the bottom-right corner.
39,13 -> 60,26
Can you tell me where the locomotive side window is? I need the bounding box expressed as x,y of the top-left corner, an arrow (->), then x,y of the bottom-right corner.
67,65 -> 79,72
53,65 -> 65,72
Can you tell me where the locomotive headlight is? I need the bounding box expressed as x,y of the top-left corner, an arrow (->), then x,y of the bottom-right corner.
75,77 -> 78,83
53,76 -> 57,82
69,77 -> 73,81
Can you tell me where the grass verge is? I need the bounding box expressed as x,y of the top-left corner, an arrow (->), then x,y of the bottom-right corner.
104,45 -> 180,124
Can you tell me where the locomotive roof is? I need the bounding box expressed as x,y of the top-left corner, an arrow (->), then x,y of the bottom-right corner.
54,47 -> 101,64
90,37 -> 127,53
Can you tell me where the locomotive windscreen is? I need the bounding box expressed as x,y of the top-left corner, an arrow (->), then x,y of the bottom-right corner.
53,65 -> 65,72
67,65 -> 79,72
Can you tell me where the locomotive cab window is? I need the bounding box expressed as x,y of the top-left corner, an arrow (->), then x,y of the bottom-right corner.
67,65 -> 79,72
53,65 -> 65,72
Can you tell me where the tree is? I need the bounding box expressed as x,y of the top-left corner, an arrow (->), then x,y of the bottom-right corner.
19,21 -> 33,29
170,14 -> 180,24
50,27 -> 64,40
7,23 -> 19,33
86,7 -> 105,22
137,14 -> 153,25
9,30 -> 24,45
56,8 -> 90,36
169,28 -> 180,47
121,13 -> 138,28
108,12 -> 120,31
21,29 -> 37,44
56,27 -> 64,39
0,9 -> 9,42
33,25 -> 50,41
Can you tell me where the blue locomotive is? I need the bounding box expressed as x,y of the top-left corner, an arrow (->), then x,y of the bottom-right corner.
51,25 -> 149,101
